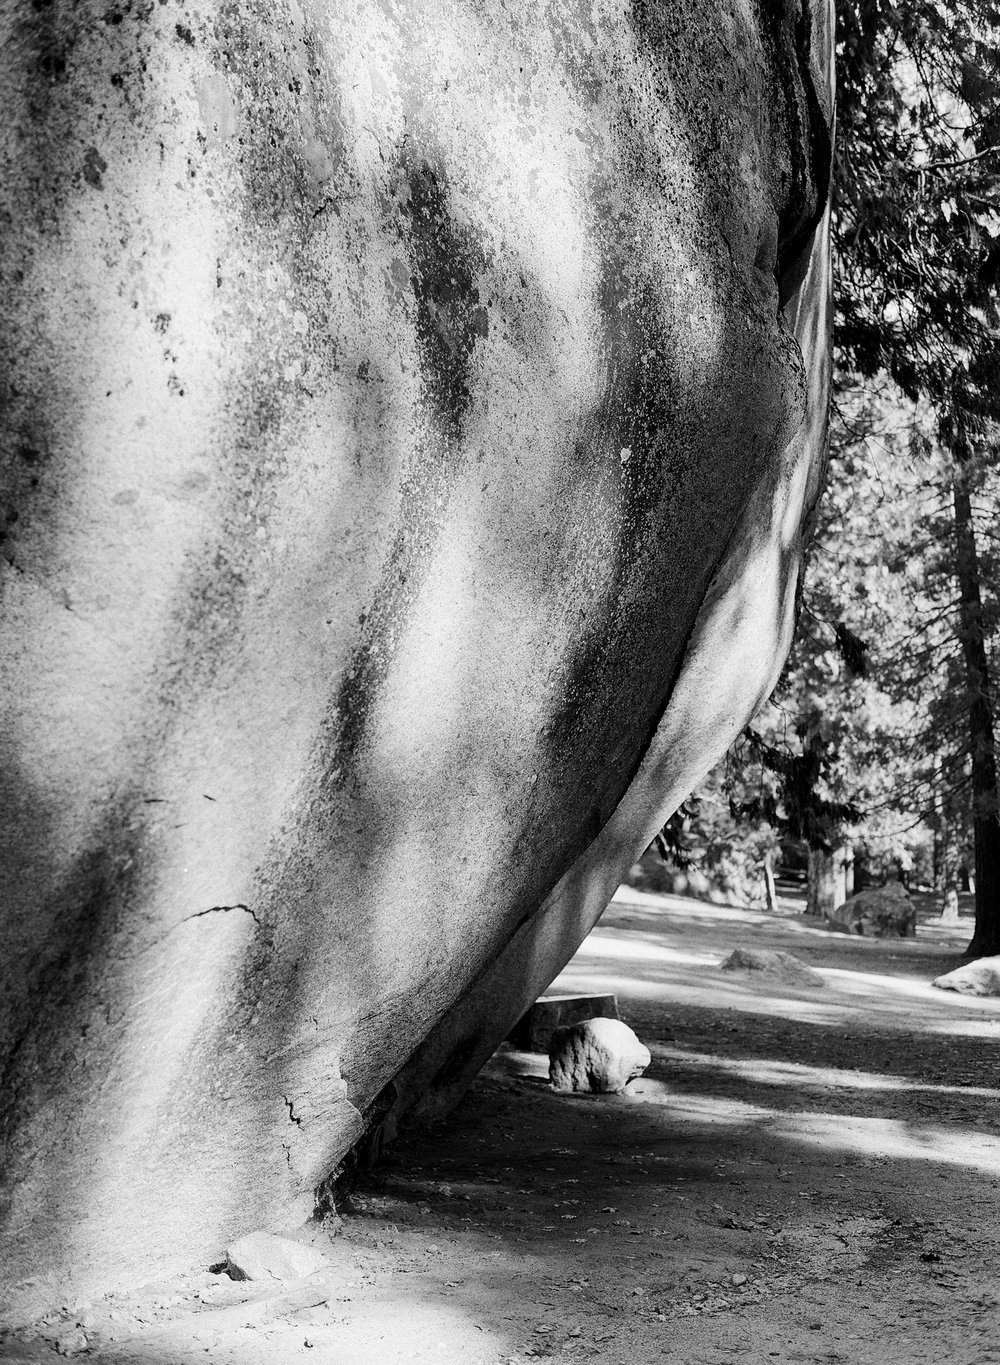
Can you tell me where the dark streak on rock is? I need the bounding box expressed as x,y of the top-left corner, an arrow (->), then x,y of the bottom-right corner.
320,158 -> 490,779
403,159 -> 489,440
0,809 -> 151,1168
760,0 -> 833,303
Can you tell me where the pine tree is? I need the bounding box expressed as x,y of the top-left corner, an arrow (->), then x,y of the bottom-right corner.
832,0 -> 1000,951
650,6 -> 1000,946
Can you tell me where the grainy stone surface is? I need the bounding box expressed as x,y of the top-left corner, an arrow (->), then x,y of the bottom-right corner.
225,1232 -> 329,1283
0,0 -> 834,1318
548,1017 -> 651,1094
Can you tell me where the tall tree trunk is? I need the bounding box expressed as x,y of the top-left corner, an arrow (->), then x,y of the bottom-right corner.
807,847 -> 831,915
933,751 -> 960,916
763,849 -> 778,914
807,843 -> 851,917
952,465 -> 1000,957
840,844 -> 855,899
853,842 -> 870,892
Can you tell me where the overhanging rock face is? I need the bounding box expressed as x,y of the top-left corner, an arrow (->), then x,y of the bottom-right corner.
0,0 -> 834,1319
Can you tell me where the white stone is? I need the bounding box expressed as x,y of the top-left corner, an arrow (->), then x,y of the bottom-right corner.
226,1231 -> 330,1282
932,957 -> 1000,997
548,1017 -> 651,1094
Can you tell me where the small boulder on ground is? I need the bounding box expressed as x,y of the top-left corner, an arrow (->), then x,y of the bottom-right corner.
226,1231 -> 330,1282
719,947 -> 825,988
932,957 -> 1000,996
548,1017 -> 651,1094
825,882 -> 916,938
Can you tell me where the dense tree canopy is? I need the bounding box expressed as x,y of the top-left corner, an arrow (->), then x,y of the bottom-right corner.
652,2 -> 1000,953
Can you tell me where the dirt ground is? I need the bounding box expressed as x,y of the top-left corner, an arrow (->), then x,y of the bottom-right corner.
5,885 -> 1000,1365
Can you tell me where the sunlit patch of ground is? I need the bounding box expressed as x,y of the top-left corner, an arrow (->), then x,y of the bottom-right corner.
558,889 -> 1000,1041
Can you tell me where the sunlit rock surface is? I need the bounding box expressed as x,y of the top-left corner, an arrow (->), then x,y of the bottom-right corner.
0,0 -> 834,1317
225,1232 -> 330,1283
932,959 -> 1000,997
549,1017 -> 651,1094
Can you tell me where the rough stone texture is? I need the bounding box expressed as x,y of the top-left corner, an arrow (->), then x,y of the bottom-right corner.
826,884 -> 916,939
508,994 -> 620,1053
0,0 -> 834,1319
388,2 -> 835,1129
932,958 -> 1000,997
226,1232 -> 329,1283
719,947 -> 825,988
548,1018 -> 651,1094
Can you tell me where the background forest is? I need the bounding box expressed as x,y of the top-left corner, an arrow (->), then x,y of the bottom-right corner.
647,0 -> 1000,957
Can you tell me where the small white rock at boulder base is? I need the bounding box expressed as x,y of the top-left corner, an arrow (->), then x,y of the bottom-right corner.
226,1231 -> 330,1282
548,1017 -> 651,1094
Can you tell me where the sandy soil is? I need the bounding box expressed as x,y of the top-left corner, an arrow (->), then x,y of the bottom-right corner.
5,887 -> 1000,1365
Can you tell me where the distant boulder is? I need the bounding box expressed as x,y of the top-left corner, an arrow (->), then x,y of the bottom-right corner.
932,958 -> 1000,997
719,947 -> 825,988
826,883 -> 916,938
549,1018 -> 651,1094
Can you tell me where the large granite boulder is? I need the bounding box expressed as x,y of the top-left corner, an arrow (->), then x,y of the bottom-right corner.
0,0 -> 834,1319
826,883 -> 917,939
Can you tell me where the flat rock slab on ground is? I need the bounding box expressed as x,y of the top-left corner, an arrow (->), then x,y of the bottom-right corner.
548,1016 -> 650,1093
932,956 -> 1000,996
508,993 -> 619,1052
226,1232 -> 330,1282
719,946 -> 825,987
